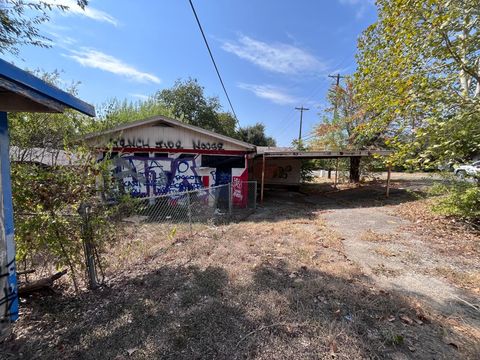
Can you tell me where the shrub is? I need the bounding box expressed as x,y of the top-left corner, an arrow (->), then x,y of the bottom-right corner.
429,179 -> 480,223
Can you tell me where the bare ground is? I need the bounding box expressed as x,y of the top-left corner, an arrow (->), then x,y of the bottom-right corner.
2,176 -> 480,359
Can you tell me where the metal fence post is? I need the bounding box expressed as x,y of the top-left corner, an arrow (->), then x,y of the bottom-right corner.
78,203 -> 98,290
253,181 -> 257,210
186,191 -> 193,233
228,182 -> 233,218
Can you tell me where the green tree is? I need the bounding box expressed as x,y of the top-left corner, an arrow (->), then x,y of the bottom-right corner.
155,78 -> 237,136
355,0 -> 480,170
0,0 -> 88,56
236,123 -> 276,146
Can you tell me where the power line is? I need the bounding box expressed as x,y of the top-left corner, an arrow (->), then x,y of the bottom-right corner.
188,0 -> 239,124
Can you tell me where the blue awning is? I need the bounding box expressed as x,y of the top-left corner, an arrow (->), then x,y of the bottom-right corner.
0,59 -> 95,116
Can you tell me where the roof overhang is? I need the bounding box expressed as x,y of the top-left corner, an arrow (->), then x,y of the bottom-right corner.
0,59 -> 95,116
258,150 -> 392,159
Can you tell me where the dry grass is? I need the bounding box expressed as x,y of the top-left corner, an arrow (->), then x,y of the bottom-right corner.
434,267 -> 480,293
4,198 -> 479,359
374,246 -> 398,258
360,229 -> 396,243
396,199 -> 480,258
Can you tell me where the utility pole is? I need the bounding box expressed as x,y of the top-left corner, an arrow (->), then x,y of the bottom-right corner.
295,106 -> 309,144
328,73 -> 346,120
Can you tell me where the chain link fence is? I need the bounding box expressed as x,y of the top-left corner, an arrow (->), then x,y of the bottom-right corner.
119,181 -> 257,234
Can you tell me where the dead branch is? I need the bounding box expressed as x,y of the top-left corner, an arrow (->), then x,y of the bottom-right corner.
18,269 -> 67,297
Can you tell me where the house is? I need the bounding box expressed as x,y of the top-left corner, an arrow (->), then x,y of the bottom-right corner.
82,115 -> 255,199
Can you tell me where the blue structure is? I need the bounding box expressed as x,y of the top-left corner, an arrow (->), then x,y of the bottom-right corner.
0,59 -> 95,325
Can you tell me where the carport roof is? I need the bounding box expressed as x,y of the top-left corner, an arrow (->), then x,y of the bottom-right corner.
0,59 -> 95,116
256,146 -> 392,158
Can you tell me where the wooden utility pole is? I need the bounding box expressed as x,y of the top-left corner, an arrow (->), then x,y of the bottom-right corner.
295,106 -> 309,143
328,73 -> 347,120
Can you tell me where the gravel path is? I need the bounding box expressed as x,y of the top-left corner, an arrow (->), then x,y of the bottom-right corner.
307,189 -> 480,330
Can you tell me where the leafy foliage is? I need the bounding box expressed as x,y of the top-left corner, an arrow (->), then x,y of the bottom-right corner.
309,77 -> 377,151
354,0 -> 480,169
155,78 -> 238,137
429,180 -> 480,222
0,0 -> 87,55
236,122 -> 276,146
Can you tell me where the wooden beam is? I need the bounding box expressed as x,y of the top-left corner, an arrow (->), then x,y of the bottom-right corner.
334,157 -> 339,189
386,164 -> 392,198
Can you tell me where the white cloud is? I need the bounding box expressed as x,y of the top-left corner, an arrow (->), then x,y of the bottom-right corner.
44,0 -> 118,26
238,83 -> 300,105
338,0 -> 374,19
222,35 -> 327,75
64,48 -> 161,84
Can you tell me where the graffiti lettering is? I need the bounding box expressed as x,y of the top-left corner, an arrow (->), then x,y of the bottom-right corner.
155,140 -> 183,149
210,170 -> 231,185
273,165 -> 292,179
192,140 -> 223,150
112,155 -> 203,196
232,177 -> 243,201
0,258 -> 18,320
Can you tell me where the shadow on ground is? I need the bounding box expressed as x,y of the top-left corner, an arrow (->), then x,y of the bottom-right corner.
3,259 -> 476,359
253,182 -> 423,224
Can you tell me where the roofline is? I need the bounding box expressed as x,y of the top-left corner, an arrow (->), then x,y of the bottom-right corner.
257,150 -> 392,158
82,115 -> 256,150
0,59 -> 95,116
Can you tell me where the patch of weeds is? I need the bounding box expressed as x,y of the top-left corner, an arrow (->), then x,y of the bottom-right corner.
374,247 -> 398,257
361,230 -> 394,243
372,264 -> 401,277
381,329 -> 405,346
434,267 -> 480,291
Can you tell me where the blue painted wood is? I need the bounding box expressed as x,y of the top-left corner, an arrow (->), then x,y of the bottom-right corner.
0,112 -> 18,321
0,59 -> 95,116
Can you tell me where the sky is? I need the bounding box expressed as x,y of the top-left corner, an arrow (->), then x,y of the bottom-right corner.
5,0 -> 378,146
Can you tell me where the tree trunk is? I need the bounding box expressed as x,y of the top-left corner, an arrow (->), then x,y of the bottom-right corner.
349,157 -> 361,183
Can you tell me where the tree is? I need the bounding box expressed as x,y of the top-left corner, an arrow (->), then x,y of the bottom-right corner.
354,0 -> 480,170
235,123 -> 276,146
0,0 -> 88,56
310,77 -> 376,151
87,97 -> 173,134
155,78 -> 237,136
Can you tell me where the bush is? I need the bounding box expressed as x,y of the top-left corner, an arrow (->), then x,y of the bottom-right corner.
429,179 -> 480,222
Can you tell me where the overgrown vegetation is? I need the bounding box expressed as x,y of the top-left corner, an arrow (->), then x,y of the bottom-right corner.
429,180 -> 480,223
308,0 -> 480,221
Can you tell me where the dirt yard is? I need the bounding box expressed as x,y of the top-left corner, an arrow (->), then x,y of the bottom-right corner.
2,175 -> 480,359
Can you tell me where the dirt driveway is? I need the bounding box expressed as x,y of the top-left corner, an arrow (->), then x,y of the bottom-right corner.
3,179 -> 479,359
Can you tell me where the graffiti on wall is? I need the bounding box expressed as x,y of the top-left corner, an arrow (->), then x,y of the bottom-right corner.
273,165 -> 292,179
210,170 -> 231,185
110,137 -> 224,150
112,155 -> 204,197
0,249 -> 18,321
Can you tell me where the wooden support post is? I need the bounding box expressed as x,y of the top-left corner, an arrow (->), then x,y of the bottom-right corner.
261,154 -> 265,205
386,164 -> 391,198
334,158 -> 339,189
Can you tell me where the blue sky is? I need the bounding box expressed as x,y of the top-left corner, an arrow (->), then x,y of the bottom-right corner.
5,0 -> 377,146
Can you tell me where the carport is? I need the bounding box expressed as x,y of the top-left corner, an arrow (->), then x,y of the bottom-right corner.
253,148 -> 392,204
0,59 -> 95,333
